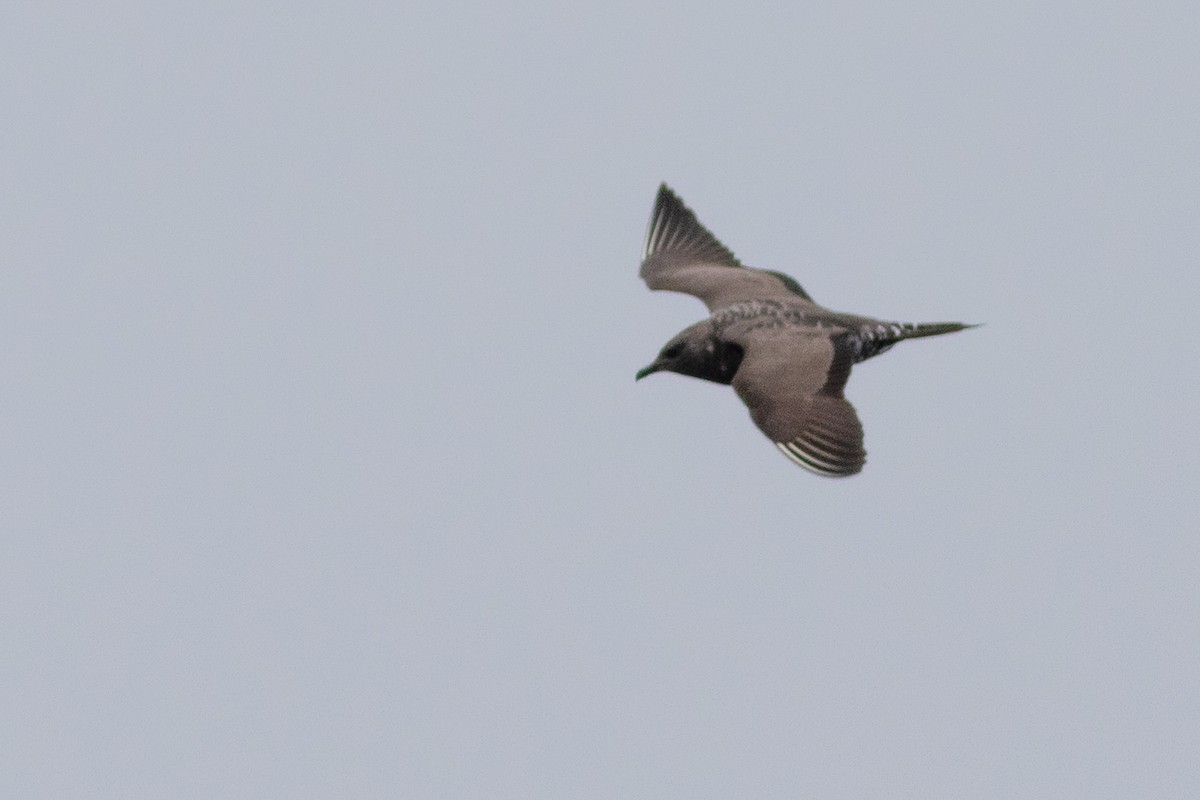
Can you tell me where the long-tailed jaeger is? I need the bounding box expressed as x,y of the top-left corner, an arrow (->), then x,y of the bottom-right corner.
635,183 -> 976,477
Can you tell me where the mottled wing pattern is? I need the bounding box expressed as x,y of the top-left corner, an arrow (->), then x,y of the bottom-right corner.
728,326 -> 866,476
640,184 -> 816,312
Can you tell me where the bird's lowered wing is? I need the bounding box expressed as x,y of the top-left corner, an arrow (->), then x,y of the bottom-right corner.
728,326 -> 866,476
640,184 -> 816,312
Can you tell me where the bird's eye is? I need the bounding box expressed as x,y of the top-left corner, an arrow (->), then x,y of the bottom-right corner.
662,344 -> 683,359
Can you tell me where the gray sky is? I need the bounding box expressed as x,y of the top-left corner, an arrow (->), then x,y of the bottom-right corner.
4,2 -> 1199,798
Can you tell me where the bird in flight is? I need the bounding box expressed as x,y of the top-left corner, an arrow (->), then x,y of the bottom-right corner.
636,184 -> 976,477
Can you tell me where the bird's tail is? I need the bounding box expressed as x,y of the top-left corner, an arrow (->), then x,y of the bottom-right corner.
848,320 -> 979,363
900,321 -> 980,340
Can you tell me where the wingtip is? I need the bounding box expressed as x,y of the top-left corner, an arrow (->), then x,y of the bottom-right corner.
775,441 -> 865,477
654,182 -> 680,209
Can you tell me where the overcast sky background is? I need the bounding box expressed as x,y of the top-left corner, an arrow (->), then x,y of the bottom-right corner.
4,2 -> 1199,798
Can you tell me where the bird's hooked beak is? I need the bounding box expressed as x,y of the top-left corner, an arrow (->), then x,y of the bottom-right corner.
635,362 -> 661,381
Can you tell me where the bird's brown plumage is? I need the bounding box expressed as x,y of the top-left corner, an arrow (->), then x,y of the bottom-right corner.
636,183 -> 974,476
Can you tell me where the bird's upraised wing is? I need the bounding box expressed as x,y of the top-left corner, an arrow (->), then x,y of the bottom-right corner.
640,184 -> 816,312
728,326 -> 866,476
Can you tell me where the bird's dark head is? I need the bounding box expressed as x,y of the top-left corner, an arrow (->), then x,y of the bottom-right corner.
636,324 -> 743,385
